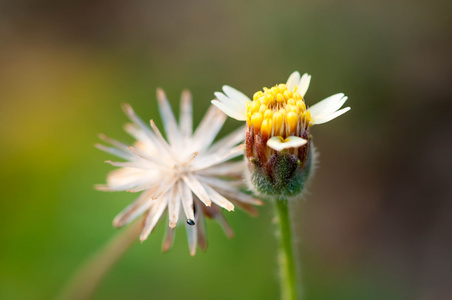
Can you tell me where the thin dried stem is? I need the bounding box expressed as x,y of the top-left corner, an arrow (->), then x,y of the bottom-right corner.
57,218 -> 143,300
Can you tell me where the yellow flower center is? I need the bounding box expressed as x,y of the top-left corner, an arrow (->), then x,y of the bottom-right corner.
246,84 -> 312,137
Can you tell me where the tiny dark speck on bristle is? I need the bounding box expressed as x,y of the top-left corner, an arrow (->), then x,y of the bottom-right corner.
186,219 -> 195,226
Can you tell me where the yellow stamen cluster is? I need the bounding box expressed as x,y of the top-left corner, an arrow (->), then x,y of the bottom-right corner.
246,84 -> 312,137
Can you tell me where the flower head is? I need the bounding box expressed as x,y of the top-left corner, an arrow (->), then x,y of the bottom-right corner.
96,89 -> 261,255
212,71 -> 350,198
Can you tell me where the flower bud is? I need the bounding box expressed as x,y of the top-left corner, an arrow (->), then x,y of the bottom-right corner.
211,71 -> 350,198
244,85 -> 314,198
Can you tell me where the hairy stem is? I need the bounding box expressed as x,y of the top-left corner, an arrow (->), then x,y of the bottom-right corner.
57,218 -> 143,300
276,199 -> 299,300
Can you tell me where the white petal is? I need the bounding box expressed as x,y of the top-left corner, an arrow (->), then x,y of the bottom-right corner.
156,88 -> 182,147
311,107 -> 351,125
309,93 -> 346,118
197,176 -> 262,205
210,85 -> 250,122
297,73 -> 311,97
179,181 -> 195,223
286,71 -> 301,92
179,89 -> 193,138
107,167 -> 157,188
211,99 -> 247,121
192,144 -> 244,171
222,85 -> 252,106
126,182 -> 159,193
202,183 -> 234,211
197,161 -> 245,177
267,136 -> 307,151
140,194 -> 168,242
220,190 -> 263,206
95,144 -> 132,160
206,125 -> 246,155
185,217 -> 198,256
127,146 -> 168,167
180,151 -> 199,166
113,189 -> 154,227
167,182 -> 181,228
191,106 -> 226,153
147,176 -> 178,199
96,168 -> 156,191
98,134 -> 130,152
214,92 -> 245,113
122,104 -> 164,152
104,160 -> 154,170
182,173 -> 212,206
149,120 -> 176,159
123,123 -> 159,154
195,175 -> 239,193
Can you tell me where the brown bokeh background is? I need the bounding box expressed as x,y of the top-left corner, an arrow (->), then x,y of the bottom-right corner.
1,0 -> 451,299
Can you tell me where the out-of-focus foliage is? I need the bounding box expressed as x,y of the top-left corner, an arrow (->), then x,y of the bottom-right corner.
1,0 -> 451,299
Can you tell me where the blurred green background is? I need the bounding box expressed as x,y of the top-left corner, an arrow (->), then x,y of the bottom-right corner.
1,0 -> 451,299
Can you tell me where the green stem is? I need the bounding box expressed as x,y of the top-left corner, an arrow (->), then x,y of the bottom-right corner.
57,218 -> 143,300
276,199 -> 298,300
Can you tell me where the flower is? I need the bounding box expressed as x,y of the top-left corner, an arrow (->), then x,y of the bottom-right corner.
212,71 -> 350,198
96,89 -> 262,255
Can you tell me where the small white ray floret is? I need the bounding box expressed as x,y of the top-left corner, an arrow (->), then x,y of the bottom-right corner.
297,73 -> 312,98
286,71 -> 301,92
308,93 -> 350,125
267,136 -> 308,152
211,86 -> 251,121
